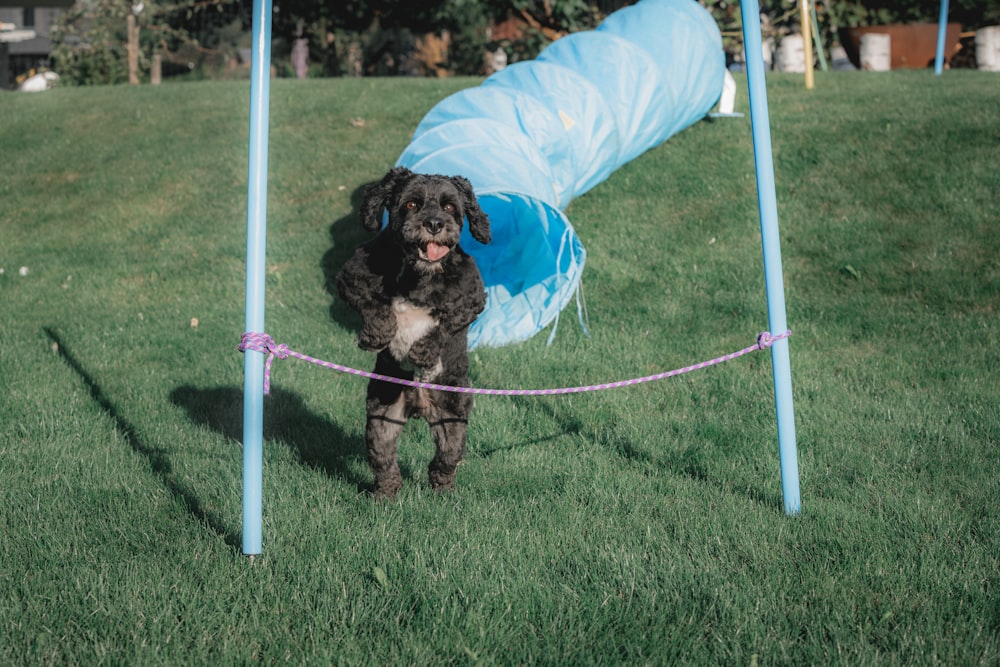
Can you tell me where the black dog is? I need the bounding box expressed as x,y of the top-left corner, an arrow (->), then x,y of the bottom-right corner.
336,167 -> 491,498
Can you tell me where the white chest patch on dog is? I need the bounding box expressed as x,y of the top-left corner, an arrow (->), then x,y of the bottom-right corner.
389,297 -> 438,360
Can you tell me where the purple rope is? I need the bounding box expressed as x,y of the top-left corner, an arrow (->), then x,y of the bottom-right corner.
238,330 -> 790,396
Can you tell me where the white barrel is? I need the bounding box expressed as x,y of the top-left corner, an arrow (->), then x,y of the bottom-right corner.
741,37 -> 773,71
976,26 -> 1000,72
860,33 -> 891,71
775,34 -> 806,72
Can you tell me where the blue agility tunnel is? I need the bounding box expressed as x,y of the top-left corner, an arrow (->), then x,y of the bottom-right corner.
396,0 -> 726,349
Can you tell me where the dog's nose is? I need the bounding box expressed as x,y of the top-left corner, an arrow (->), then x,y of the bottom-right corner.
424,218 -> 444,235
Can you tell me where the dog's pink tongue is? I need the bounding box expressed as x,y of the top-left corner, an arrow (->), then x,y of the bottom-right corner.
426,242 -> 450,261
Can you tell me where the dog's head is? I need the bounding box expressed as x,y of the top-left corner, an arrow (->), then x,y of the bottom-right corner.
359,167 -> 491,272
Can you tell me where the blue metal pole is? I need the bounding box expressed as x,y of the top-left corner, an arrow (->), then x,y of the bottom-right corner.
242,0 -> 272,555
740,0 -> 801,515
935,0 -> 950,75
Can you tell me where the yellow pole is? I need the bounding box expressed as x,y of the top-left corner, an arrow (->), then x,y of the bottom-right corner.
801,0 -> 815,88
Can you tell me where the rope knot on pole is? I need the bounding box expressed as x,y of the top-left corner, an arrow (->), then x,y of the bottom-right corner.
240,332 -> 288,395
756,331 -> 775,349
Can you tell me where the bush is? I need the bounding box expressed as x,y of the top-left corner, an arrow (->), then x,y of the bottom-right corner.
50,1 -> 132,85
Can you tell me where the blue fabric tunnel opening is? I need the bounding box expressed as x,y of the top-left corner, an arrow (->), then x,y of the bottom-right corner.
460,194 -> 585,350
396,0 -> 725,349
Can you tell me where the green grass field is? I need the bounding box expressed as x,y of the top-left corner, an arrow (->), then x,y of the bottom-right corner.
1,70 -> 998,665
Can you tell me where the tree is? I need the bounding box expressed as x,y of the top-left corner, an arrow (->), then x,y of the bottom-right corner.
52,0 -> 250,85
50,0 -> 640,84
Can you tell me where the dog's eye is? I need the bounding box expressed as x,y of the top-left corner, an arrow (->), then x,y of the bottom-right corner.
405,201 -> 417,210
443,203 -> 456,214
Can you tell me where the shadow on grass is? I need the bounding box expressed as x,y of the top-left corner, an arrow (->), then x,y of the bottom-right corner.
319,181 -> 372,332
662,442 -> 785,512
474,396 -> 584,458
43,327 -> 243,551
168,385 -> 371,492
516,393 -> 785,511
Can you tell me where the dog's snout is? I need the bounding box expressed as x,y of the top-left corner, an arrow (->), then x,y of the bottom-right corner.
424,218 -> 444,235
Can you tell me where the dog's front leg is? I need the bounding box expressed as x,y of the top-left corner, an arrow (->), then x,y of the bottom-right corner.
357,302 -> 397,352
336,248 -> 398,352
406,329 -> 443,372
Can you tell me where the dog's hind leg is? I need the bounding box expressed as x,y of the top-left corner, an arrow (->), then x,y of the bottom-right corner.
427,408 -> 469,491
365,390 -> 407,499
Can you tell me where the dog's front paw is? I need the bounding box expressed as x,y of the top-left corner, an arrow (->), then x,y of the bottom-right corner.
357,325 -> 393,352
407,338 -> 440,371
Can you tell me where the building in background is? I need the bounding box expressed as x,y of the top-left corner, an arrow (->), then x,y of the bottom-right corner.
1,0 -> 71,89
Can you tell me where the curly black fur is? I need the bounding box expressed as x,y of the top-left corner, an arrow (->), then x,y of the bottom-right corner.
336,167 -> 491,498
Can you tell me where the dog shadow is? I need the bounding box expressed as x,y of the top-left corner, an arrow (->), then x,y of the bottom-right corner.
169,385 -> 374,492
321,181 -> 375,332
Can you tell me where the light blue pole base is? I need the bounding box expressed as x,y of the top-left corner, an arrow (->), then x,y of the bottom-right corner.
740,0 -> 802,516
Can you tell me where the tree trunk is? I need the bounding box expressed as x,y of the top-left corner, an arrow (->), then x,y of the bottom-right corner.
127,14 -> 140,85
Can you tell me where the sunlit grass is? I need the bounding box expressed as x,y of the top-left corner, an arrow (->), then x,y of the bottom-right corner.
1,71 -> 997,665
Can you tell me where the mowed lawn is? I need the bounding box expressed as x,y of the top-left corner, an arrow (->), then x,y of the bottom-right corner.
1,70 -> 998,665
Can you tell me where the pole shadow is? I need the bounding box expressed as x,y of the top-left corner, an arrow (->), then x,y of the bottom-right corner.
512,386 -> 785,511
43,327 -> 243,551
168,384 -> 372,491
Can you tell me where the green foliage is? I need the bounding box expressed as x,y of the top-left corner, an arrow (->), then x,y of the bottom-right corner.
49,0 -> 628,83
435,0 -> 499,75
512,0 -> 603,32
51,0 -> 250,86
54,0 -> 1000,85
1,72 -> 998,665
49,0 -> 132,85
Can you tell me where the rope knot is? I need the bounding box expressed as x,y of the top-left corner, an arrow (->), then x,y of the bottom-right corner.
756,330 -> 792,350
239,332 -> 287,395
238,332 -> 267,353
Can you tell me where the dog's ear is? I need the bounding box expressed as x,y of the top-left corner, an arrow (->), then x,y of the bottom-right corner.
359,167 -> 413,232
451,175 -> 491,245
